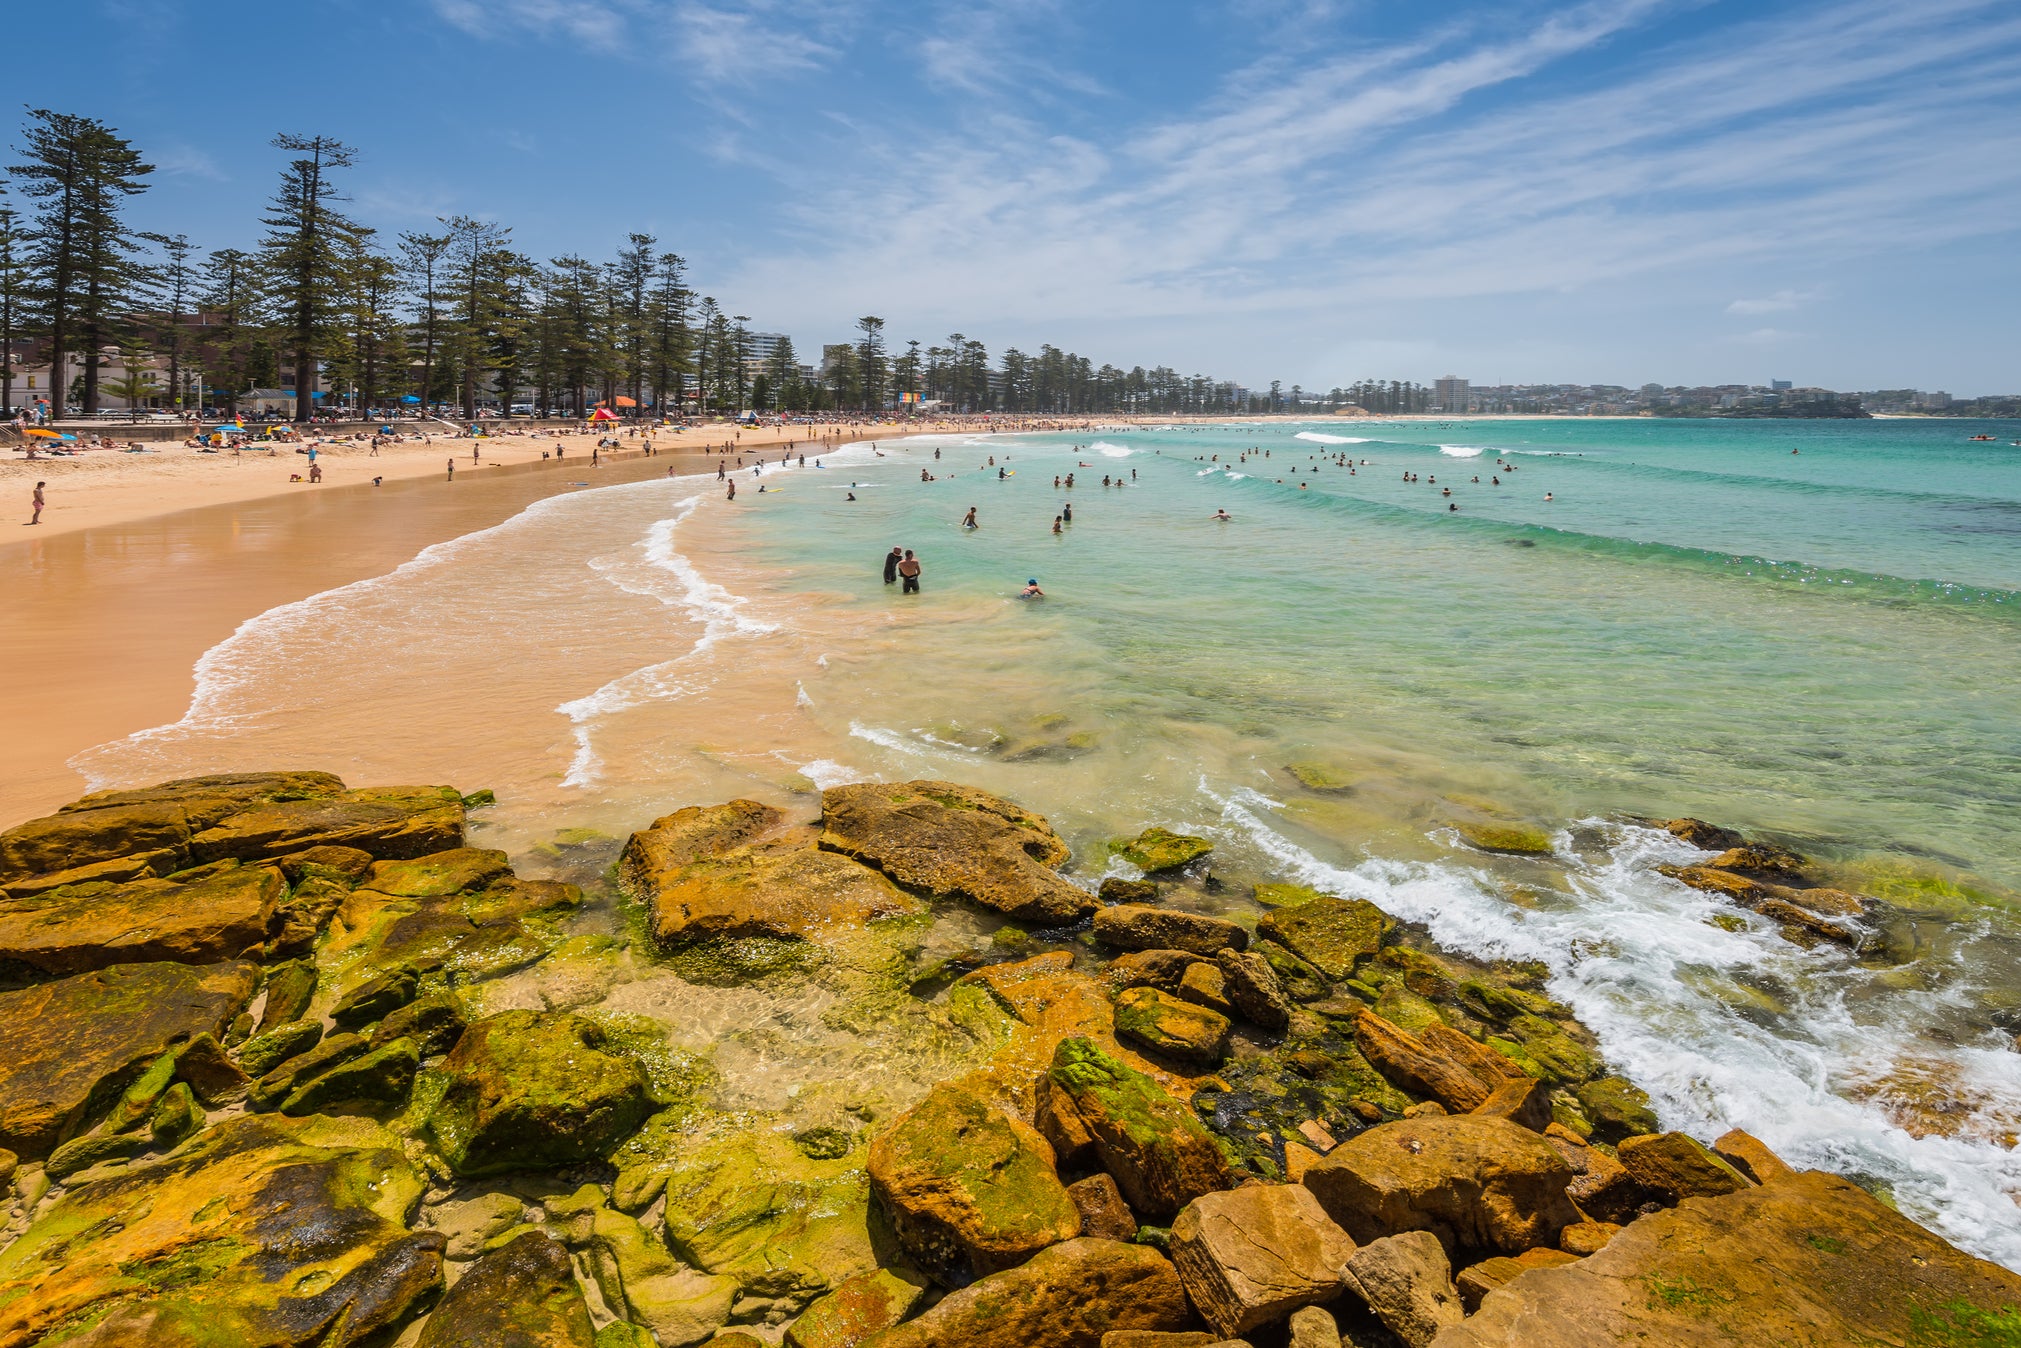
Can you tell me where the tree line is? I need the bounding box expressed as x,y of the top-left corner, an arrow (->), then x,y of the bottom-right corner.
0,111 -> 1415,422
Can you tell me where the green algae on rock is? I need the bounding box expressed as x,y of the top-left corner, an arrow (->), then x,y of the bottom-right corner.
1114,986 -> 1233,1065
785,1267 -> 930,1348
1257,897 -> 1393,980
415,1230 -> 593,1348
1451,821 -> 1555,856
0,862 -> 285,977
1112,827 -> 1215,874
1045,1037 -> 1234,1219
426,1010 -> 651,1175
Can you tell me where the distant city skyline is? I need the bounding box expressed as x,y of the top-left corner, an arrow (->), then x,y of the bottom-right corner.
8,0 -> 2020,395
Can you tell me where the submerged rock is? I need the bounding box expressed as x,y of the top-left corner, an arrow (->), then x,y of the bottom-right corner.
820,780 -> 1093,926
1113,828 -> 1215,875
0,958 -> 257,1158
1431,1171 -> 2021,1347
0,862 -> 284,976
869,1081 -> 1081,1285
415,1230 -> 593,1348
426,1010 -> 651,1175
1450,823 -> 1554,856
0,1113 -> 441,1346
859,1238 -> 1190,1348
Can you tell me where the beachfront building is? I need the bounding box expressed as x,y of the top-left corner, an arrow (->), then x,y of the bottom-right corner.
1435,375 -> 1471,414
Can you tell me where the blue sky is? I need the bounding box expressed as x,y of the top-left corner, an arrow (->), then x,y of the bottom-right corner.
11,0 -> 2021,393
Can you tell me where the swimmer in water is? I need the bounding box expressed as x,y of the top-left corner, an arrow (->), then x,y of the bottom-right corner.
1052,516 -> 1063,534
847,492 -> 857,501
962,507 -> 978,529
1544,492 -> 1554,501
1021,579 -> 1045,598
1212,509 -> 1232,520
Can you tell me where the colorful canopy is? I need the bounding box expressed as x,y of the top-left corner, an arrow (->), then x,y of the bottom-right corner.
23,427 -> 61,438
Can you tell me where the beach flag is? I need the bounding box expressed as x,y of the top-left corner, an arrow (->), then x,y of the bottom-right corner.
900,392 -> 921,404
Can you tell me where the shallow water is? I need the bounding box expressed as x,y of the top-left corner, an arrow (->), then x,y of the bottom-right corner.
75,417 -> 2021,1267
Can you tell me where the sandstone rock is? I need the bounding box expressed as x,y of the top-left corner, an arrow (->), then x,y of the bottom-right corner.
0,771 -> 347,882
1216,950 -> 1292,1031
1570,1076 -> 1657,1143
869,1081 -> 1081,1284
1354,1011 -> 1520,1113
275,843 -> 376,884
1660,818 -> 1743,850
0,861 -> 285,977
1179,961 -> 1235,1014
1107,948 -> 1203,993
0,1112 -> 441,1346
1614,1131 -> 1752,1202
363,846 -> 512,898
820,781 -> 1092,925
1470,1076 -> 1553,1133
1047,1037 -> 1234,1219
1114,828 -> 1214,874
427,1011 -> 651,1175
1303,1114 -> 1579,1255
1170,1183 -> 1356,1336
786,1268 -> 931,1348
1343,1230 -> 1464,1348
189,784 -> 467,864
1095,904 -> 1248,957
257,959 -> 318,1031
173,1030 -> 248,1105
618,798 -> 785,884
1070,1172 -> 1140,1241
1100,877 -> 1160,904
860,1239 -> 1190,1348
1101,1335 -> 1218,1348
1451,823 -> 1553,856
428,1190 -> 527,1259
1545,1134 -> 1645,1226
1454,1247 -> 1579,1311
1115,987 -> 1233,1065
280,1036 -> 420,1115
330,963 -> 420,1028
637,839 -> 923,947
1556,1220 -> 1620,1255
46,1127 -> 151,1179
1287,1306 -> 1342,1348
416,1230 -> 593,1348
1705,842 -> 1810,882
1711,1127 -> 1796,1184
1040,1074 -> 1101,1167
657,1117 -> 877,1312
0,959 -> 256,1157
1257,898 -> 1392,979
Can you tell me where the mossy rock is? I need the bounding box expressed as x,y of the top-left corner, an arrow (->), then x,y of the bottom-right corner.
280,1037 -> 420,1116
1255,938 -> 1333,1002
1284,762 -> 1354,793
1257,897 -> 1393,979
1253,881 -> 1335,908
1112,827 -> 1214,874
1196,1029 -> 1410,1176
1047,1037 -> 1234,1219
362,847 -> 512,899
1453,821 -> 1555,856
425,1011 -> 651,1176
1113,986 -> 1233,1065
1502,1013 -> 1600,1084
1575,1075 -> 1659,1142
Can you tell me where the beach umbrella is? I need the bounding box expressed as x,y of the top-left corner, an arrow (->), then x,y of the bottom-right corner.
24,427 -> 61,439
401,395 -> 421,404
613,396 -> 637,408
590,407 -> 618,421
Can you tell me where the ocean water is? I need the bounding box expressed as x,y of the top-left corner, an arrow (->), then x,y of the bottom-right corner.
76,417 -> 2021,1266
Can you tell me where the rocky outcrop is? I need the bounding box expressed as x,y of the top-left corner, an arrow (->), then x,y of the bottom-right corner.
1256,898 -> 1391,979
858,1239 -> 1191,1348
188,785 -> 467,864
820,781 -> 1094,925
0,862 -> 284,976
1169,1184 -> 1356,1336
1114,987 -> 1233,1064
1453,1247 -> 1579,1311
426,1011 -> 651,1175
868,1082 -> 1081,1284
1113,828 -> 1214,874
1429,1171 -> 2021,1347
1354,1011 -> 1525,1113
0,1113 -> 442,1346
0,958 -> 257,1157
1613,1130 -> 1753,1201
1303,1114 -> 1580,1255
1045,1037 -> 1235,1219
1342,1231 -> 1465,1348
1093,905 -> 1248,956
635,838 -> 924,946
1069,1173 -> 1140,1241
416,1231 -> 593,1348
786,1268 -> 930,1348
1215,949 -> 1292,1031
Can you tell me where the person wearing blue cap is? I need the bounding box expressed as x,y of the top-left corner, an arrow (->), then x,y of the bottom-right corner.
1021,579 -> 1045,598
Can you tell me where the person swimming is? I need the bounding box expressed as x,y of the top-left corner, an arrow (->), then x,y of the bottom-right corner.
1212,509 -> 1232,520
962,507 -> 978,529
1021,579 -> 1045,598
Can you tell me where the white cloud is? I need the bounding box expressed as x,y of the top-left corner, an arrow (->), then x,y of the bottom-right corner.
1727,290 -> 1812,315
153,142 -> 225,181
1729,327 -> 1801,345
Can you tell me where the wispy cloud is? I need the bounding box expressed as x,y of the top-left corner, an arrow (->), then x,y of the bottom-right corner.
153,142 -> 225,181
1727,290 -> 1812,315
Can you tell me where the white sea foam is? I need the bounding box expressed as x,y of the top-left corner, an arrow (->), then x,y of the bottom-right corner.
1198,781 -> 2021,1270
1093,442 -> 1132,458
1295,431 -> 1370,445
1439,444 -> 1488,457
847,722 -> 924,756
797,758 -> 866,789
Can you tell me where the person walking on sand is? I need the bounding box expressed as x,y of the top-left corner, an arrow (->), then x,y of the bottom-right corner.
29,481 -> 45,524
898,549 -> 922,594
446,458 -> 455,481
884,546 -> 902,585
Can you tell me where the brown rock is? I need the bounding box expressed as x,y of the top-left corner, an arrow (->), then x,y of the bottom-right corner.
1256,897 -> 1392,979
275,843 -> 376,883
1169,1184 -> 1356,1337
1038,1075 -> 1100,1167
1107,949 -> 1203,993
1354,1011 -> 1520,1113
1303,1114 -> 1580,1256
861,1238 -> 1190,1348
1099,877 -> 1160,904
637,838 -> 923,946
1454,1248 -> 1579,1311
189,785 -> 467,863
1428,1171 -> 2021,1348
1470,1076 -> 1553,1133
1095,905 -> 1248,957
868,1082 -> 1081,1284
1342,1230 -> 1464,1348
416,1231 -> 592,1347
1706,843 -> 1811,882
1556,1221 -> 1620,1256
1114,987 -> 1233,1065
1660,819 -> 1743,850
1070,1173 -> 1140,1241
1711,1127 -> 1797,1184
1215,950 -> 1292,1031
619,798 -> 785,878
1046,1038 -> 1234,1220
0,864 -> 283,976
1283,1141 -> 1324,1184
820,780 -> 1093,925
1614,1131 -> 1752,1202
1178,961 -> 1235,1014
1545,1136 -> 1645,1226
0,959 -> 257,1157
1101,1335 -> 1218,1348
786,1268 -> 930,1348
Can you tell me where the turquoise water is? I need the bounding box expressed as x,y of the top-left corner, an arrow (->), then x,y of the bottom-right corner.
77,416 -> 2021,1266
